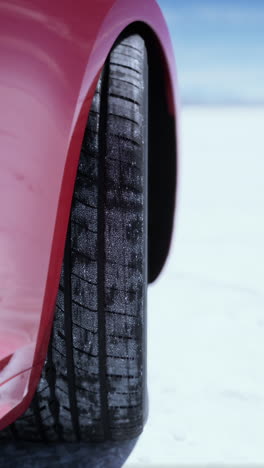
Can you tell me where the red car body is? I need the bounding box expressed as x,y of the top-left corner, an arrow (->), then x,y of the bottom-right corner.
0,0 -> 178,430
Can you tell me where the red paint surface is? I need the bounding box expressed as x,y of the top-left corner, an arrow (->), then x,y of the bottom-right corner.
0,0 -> 178,429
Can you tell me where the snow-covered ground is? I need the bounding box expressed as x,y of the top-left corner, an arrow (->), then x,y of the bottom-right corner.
126,107 -> 264,466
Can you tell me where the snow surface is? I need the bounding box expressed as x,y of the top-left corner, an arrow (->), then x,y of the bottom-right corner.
125,107 -> 264,466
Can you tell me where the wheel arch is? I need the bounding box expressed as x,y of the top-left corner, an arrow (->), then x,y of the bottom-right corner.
116,23 -> 178,283
145,26 -> 178,284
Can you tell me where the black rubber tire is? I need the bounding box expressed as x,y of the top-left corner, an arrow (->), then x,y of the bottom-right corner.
1,34 -> 148,443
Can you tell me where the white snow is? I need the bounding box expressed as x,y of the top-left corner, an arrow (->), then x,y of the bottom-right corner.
125,107 -> 264,466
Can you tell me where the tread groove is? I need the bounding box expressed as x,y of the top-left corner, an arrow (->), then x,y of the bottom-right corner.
71,218 -> 97,234
72,344 -> 98,357
52,346 -> 65,357
72,298 -> 97,313
45,330 -> 63,440
109,76 -> 140,89
72,322 -> 98,334
112,51 -> 141,62
108,333 -> 135,340
72,247 -> 96,263
74,385 -> 99,395
31,393 -> 47,441
72,247 -> 139,270
109,62 -> 141,75
71,270 -> 97,285
97,58 -> 110,439
106,374 -> 139,379
74,197 -> 97,210
108,132 -> 141,147
105,309 -> 136,318
122,42 -> 143,53
109,92 -> 140,106
107,354 -> 136,361
63,222 -> 80,440
107,156 -> 141,171
108,112 -> 139,126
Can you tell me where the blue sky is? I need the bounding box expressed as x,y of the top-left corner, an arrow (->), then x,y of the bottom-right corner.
157,0 -> 264,105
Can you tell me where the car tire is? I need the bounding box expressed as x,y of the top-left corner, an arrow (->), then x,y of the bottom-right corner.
4,33 -> 148,442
